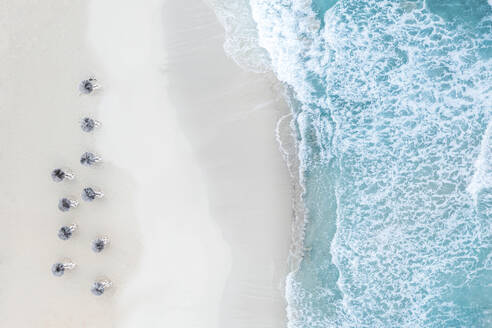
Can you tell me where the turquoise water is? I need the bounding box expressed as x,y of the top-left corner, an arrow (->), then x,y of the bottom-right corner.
247,0 -> 492,327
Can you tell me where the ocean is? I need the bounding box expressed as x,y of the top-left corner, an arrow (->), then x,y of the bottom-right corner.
214,0 -> 492,326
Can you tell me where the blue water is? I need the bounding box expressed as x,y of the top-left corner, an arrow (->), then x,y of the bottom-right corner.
247,0 -> 492,327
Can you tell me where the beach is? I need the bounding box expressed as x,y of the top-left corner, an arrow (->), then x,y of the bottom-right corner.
0,0 -> 292,327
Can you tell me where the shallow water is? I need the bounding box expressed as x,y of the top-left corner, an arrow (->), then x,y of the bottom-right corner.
214,0 -> 491,326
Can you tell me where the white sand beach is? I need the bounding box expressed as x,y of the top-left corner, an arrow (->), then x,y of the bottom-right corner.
0,0 -> 292,327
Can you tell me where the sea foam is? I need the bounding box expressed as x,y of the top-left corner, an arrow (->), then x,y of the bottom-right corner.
468,121 -> 492,203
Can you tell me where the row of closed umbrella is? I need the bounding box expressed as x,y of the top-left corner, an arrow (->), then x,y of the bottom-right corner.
50,78 -> 112,296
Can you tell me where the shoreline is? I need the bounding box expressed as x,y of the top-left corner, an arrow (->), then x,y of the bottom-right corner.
275,103 -> 307,275
206,0 -> 308,276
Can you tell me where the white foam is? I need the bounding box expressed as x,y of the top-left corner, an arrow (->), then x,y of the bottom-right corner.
207,0 -> 272,72
467,120 -> 492,203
